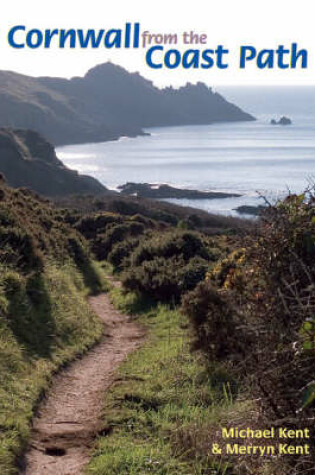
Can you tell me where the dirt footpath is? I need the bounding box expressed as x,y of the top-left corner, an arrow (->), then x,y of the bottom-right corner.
21,291 -> 145,475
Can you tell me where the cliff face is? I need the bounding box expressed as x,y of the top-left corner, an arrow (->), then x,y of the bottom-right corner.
0,128 -> 106,196
0,63 -> 254,145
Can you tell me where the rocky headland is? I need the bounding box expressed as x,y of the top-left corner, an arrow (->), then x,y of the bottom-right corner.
0,128 -> 108,196
0,63 -> 255,146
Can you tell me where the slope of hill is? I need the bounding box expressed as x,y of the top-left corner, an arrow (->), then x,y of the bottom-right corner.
0,63 -> 255,145
0,128 -> 107,196
0,179 -> 107,473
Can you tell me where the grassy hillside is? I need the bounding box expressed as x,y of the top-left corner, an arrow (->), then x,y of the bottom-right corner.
0,169 -> 245,473
0,179 -> 107,474
56,192 -> 248,235
2,169 -> 312,474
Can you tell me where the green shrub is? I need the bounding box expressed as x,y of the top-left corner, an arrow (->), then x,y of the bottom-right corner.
182,192 -> 315,474
182,280 -> 245,360
75,213 -> 122,239
122,256 -> 208,303
93,222 -> 145,260
130,231 -> 211,267
2,269 -> 24,295
110,199 -> 178,224
107,237 -> 140,271
0,226 -> 44,271
128,213 -> 155,226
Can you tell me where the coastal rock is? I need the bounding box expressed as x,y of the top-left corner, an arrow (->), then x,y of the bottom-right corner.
270,116 -> 292,125
118,182 -> 241,200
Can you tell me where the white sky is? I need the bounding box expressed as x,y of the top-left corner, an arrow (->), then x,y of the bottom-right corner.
2,0 -> 315,87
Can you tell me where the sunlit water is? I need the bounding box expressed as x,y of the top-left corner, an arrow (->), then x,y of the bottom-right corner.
57,114 -> 315,217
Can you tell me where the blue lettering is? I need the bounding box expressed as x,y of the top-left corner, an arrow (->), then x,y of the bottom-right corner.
8,25 -> 25,48
240,46 -> 256,68
291,43 -> 307,68
164,49 -> 181,69
216,45 -> 229,69
276,45 -> 290,69
257,50 -> 274,69
104,29 -> 122,48
133,23 -> 140,48
182,49 -> 199,69
60,30 -> 76,48
44,29 -> 59,48
146,45 -> 163,69
77,29 -> 105,48
201,49 -> 215,69
26,29 -> 43,49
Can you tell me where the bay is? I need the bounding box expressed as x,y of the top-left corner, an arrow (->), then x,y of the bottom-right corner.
57,114 -> 315,217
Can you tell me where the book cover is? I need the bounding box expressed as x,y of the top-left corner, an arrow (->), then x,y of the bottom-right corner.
0,1 -> 313,474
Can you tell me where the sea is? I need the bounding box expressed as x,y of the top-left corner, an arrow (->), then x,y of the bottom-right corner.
56,87 -> 315,217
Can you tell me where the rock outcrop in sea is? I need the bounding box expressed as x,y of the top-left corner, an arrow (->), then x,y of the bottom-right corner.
270,116 -> 292,125
118,182 -> 241,200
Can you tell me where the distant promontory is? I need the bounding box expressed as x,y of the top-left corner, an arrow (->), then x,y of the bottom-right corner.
0,63 -> 254,146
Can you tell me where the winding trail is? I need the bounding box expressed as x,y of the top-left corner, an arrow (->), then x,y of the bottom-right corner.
21,287 -> 145,475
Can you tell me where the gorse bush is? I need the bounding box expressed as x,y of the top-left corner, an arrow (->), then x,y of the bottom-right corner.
0,225 -> 44,271
182,191 -> 315,474
243,195 -> 315,425
181,280 -> 246,360
107,237 -> 141,271
119,231 -> 221,303
68,205 -> 225,305
75,212 -> 123,239
0,186 -> 92,267
93,221 -> 146,260
61,204 -> 219,304
108,198 -> 178,225
122,255 -> 208,303
70,210 -> 157,262
129,231 -> 211,266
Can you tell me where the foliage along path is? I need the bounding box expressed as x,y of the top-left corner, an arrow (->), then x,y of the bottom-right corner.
21,284 -> 145,474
